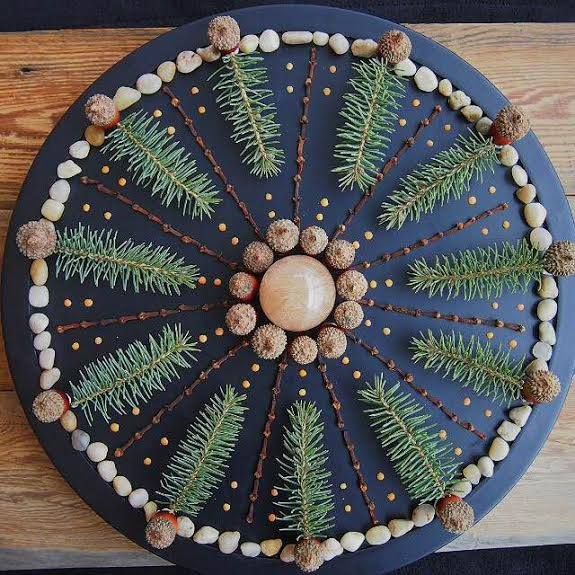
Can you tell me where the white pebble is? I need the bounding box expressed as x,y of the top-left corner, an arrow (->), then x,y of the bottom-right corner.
394,59 -> 416,77
71,429 -> 90,451
49,179 -> 71,203
239,34 -> 259,53
259,29 -> 280,52
412,503 -> 435,527
86,442 -> 108,462
516,184 -> 537,204
497,420 -> 521,442
280,543 -> 295,563
366,525 -> 391,545
537,299 -> 557,321
532,340 -> 553,361
489,437 -> 510,461
39,348 -> 55,369
41,198 -> 65,222
144,501 -> 158,522
57,159 -> 81,179
136,73 -> 162,94
509,405 -> 532,427
69,140 -> 90,159
193,526 -> 219,545
241,542 -> 261,557
321,538 -> 343,560
340,531 -> 364,552
218,531 -> 240,554
448,90 -> 470,110
157,61 -> 176,82
260,538 -> 282,557
530,227 -> 552,251
197,45 -> 221,62
477,456 -> 495,477
512,164 -> 528,186
539,321 -> 556,345
462,463 -> 482,485
60,409 -> 77,432
112,475 -> 132,496
113,86 -> 141,111
450,480 -> 472,498
351,38 -> 378,58
388,519 -> 414,538
176,51 -> 202,74
524,202 -> 547,228
414,66 -> 438,92
128,488 -> 149,508
499,145 -> 518,167
282,31 -> 313,45
177,516 -> 195,538
33,331 -> 51,351
97,460 -> 117,482
538,275 -> 558,299
29,285 -> 49,308
30,258 -> 48,285
475,116 -> 493,136
40,367 -> 61,390
312,31 -> 329,46
461,105 -> 483,122
438,78 -> 453,96
29,313 -> 49,333
526,358 -> 548,374
329,33 -> 350,55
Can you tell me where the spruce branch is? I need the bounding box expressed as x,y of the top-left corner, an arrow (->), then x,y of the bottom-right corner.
210,53 -> 284,178
411,330 -> 524,404
358,375 -> 458,504
275,401 -> 335,539
102,111 -> 220,219
157,386 -> 247,517
379,130 -> 498,229
333,59 -> 405,191
56,224 -> 199,294
71,324 -> 198,423
408,239 -> 543,300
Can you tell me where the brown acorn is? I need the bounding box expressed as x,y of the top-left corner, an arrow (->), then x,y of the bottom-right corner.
32,390 -> 70,423
377,30 -> 412,65
489,105 -> 530,145
207,15 -> 241,54
16,219 -> 57,259
85,94 -> 120,130
145,511 -> 177,549
436,495 -> 474,534
543,241 -> 575,277
294,538 -> 324,573
522,370 -> 561,404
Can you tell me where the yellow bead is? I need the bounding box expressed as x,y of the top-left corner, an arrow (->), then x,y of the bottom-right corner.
340,482 -> 347,490
251,363 -> 260,373
118,177 -> 127,187
199,334 -> 208,343
72,342 -> 80,351
482,227 -> 489,236
265,193 -> 273,201
198,276 -> 207,285
344,504 -> 352,512
215,327 -> 224,336
268,211 -> 276,219
468,196 -> 477,205
242,380 -> 251,389
132,407 -> 140,416
387,492 -> 396,502
485,409 -> 492,417
352,240 -> 360,249
198,106 -> 206,114
160,437 -> 169,446
320,198 -> 329,207
101,165 -> 110,174
223,503 -> 231,512
438,430 -> 447,440
231,480 -> 238,489
286,62 -> 294,71
486,332 -> 494,339
509,339 -> 518,349
144,457 -> 152,466
268,513 -> 276,522
489,186 -> 497,194
412,98 -> 421,107
271,488 -> 279,497
231,237 -> 239,246
364,231 -> 374,240
167,126 -> 176,135
353,370 -> 361,380
444,123 -> 452,132
191,87 -> 199,95
426,139 -> 434,148
82,203 -> 90,212
399,118 -> 407,127
110,423 -> 120,432
463,397 -> 471,406
64,298 -> 72,307
299,369 -> 307,378
316,213 -> 323,221
153,109 -> 162,117
323,87 -> 331,96
329,65 -> 337,73
384,279 -> 394,288
94,337 -> 103,345
104,211 -> 112,220
84,298 -> 94,308
369,280 -> 377,289
503,220 -> 511,229
342,356 -> 350,365
454,447 -> 463,456
214,278 -> 222,286
298,388 -> 307,397
218,223 -> 227,232
376,472 -> 385,481
383,327 -> 391,336
286,85 -> 294,93
364,319 -> 372,327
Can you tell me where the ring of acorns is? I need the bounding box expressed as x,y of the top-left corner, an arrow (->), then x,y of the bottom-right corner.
226,219 -> 367,364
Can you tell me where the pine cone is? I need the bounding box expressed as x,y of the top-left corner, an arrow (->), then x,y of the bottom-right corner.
294,538 -> 324,573
145,511 -> 177,549
377,30 -> 412,65
522,370 -> 561,404
251,324 -> 287,360
16,219 -> 57,259
436,495 -> 474,534
207,15 -> 241,54
544,241 -> 575,276
489,105 -> 530,145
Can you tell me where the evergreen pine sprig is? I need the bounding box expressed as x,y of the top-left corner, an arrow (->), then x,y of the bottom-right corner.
333,59 -> 405,191
411,330 -> 524,404
56,224 -> 199,294
379,130 -> 499,229
358,376 -> 458,504
275,401 -> 335,539
210,53 -> 284,178
157,386 -> 247,517
102,111 -> 220,219
408,239 -> 543,300
71,324 -> 198,423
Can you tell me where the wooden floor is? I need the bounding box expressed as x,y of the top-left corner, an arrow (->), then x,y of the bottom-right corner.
0,24 -> 574,569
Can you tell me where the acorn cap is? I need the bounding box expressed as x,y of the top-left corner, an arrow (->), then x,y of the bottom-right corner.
266,219 -> 300,253
243,241 -> 274,274
377,30 -> 412,65
522,369 -> 561,404
543,241 -> 575,277
294,538 -> 324,573
436,495 -> 474,534
85,94 -> 119,129
334,300 -> 364,329
317,326 -> 347,359
300,226 -> 328,256
207,15 -> 241,54
145,511 -> 177,549
490,105 -> 530,145
289,335 -> 318,365
228,271 -> 259,302
325,239 -> 355,270
16,219 -> 57,259
336,270 -> 368,301
32,390 -> 69,423
251,324 -> 287,360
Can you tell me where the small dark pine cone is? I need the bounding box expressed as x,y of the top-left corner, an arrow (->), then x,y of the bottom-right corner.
207,15 -> 241,54
289,335 -> 318,365
84,94 -> 120,129
336,270 -> 368,301
325,239 -> 355,270
16,219 -> 57,259
489,105 -> 530,145
522,370 -> 561,404
300,226 -> 328,256
266,219 -> 300,253
145,511 -> 177,549
377,30 -> 412,65
334,300 -> 364,329
317,326 -> 347,359
243,241 -> 274,274
251,324 -> 287,360
436,495 -> 474,534
32,390 -> 69,423
543,241 -> 575,277
294,538 -> 325,573
225,303 -> 257,336
228,271 -> 259,302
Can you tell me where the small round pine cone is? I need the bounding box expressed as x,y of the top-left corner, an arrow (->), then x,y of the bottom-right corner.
16,219 -> 57,259
266,219 -> 300,253
300,226 -> 328,256
522,369 -> 561,404
436,495 -> 474,534
289,335 -> 318,365
251,323 -> 287,360
378,30 -> 412,65
32,390 -> 69,423
317,326 -> 347,359
336,270 -> 368,301
228,272 -> 259,302
543,241 -> 575,277
243,241 -> 274,274
207,15 -> 240,54
489,105 -> 530,145
334,300 -> 364,329
145,511 -> 177,549
325,239 -> 355,270
225,303 -> 257,336
294,538 -> 324,573
85,94 -> 120,129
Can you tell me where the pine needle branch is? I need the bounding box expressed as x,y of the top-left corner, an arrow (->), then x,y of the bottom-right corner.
102,111 -> 220,219
333,59 -> 405,191
275,401 -> 335,539
358,375 -> 458,504
56,224 -> 199,294
157,386 -> 247,517
71,324 -> 198,423
408,239 -> 544,300
379,130 -> 498,229
210,53 -> 284,178
411,330 -> 524,404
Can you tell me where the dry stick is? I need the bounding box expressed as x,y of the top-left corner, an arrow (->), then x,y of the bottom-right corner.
359,298 -> 525,333
114,339 -> 250,458
345,330 -> 487,441
81,176 -> 239,270
163,85 -> 264,241
331,104 -> 443,240
245,353 -> 288,524
56,301 -> 230,334
317,360 -> 379,525
292,46 -> 318,229
353,203 -> 510,271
